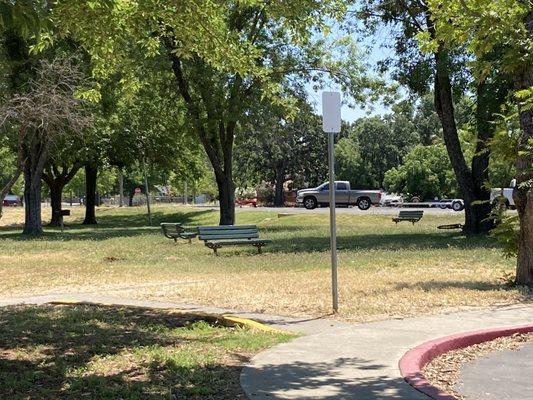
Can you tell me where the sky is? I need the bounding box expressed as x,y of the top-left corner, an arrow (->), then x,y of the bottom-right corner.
306,14 -> 397,123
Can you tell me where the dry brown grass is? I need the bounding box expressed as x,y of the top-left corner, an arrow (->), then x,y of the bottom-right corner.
0,205 -> 530,322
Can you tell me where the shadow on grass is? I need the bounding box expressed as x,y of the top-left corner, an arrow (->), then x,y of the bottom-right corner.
0,209 -> 498,254
0,209 -> 216,242
395,280 -> 507,292
0,304 -> 248,399
266,231 -> 499,253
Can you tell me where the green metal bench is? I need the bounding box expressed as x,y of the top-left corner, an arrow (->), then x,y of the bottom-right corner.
160,223 -> 198,244
198,225 -> 271,255
392,210 -> 424,225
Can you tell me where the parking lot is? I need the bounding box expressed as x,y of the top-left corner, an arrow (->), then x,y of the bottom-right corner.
203,204 -> 468,216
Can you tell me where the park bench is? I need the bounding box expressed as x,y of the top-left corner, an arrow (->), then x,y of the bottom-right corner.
160,223 -> 198,244
198,225 -> 271,255
392,210 -> 424,225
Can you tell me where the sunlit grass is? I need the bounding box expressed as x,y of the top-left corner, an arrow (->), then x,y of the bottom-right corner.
0,205 -> 530,322
0,304 -> 291,399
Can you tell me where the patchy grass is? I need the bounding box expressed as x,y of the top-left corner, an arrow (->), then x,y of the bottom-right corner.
0,303 -> 291,399
0,205 -> 530,322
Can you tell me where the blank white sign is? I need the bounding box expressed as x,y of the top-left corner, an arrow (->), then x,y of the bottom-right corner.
322,91 -> 341,133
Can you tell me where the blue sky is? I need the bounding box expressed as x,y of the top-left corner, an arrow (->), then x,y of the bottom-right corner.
306,16 -> 397,123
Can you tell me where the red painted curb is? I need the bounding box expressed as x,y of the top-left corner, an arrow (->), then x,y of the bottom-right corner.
399,324 -> 533,400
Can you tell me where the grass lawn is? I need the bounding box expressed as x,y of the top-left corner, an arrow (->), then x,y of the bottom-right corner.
0,303 -> 291,399
0,205 -> 530,322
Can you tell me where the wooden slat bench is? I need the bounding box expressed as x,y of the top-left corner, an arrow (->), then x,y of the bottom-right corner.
392,210 -> 424,225
160,223 -> 198,244
198,225 -> 271,255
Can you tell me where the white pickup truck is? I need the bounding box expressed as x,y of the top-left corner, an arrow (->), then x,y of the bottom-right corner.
490,179 -> 516,209
296,181 -> 382,210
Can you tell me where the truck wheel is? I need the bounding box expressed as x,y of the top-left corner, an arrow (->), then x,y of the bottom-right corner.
303,196 -> 317,210
357,197 -> 371,211
451,200 -> 464,212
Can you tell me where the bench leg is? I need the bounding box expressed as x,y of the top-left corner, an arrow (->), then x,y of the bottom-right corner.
173,238 -> 177,244
213,247 -> 218,256
257,245 -> 262,254
188,238 -> 192,244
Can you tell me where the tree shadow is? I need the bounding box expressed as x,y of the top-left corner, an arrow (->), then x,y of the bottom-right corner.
0,304 -> 250,399
0,209 -> 215,242
242,357 -> 428,399
266,231 -> 499,253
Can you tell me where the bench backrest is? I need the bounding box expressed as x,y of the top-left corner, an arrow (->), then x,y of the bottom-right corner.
398,210 -> 424,218
198,225 -> 259,241
161,223 -> 181,236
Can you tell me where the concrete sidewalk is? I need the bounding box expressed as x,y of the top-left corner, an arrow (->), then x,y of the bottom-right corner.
2,294 -> 532,399
241,305 -> 533,399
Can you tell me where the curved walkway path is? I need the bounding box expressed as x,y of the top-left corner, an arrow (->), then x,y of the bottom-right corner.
241,305 -> 533,399
457,342 -> 533,400
2,294 -> 532,399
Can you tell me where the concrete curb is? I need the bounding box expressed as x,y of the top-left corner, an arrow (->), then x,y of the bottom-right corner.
46,299 -> 289,335
399,323 -> 533,400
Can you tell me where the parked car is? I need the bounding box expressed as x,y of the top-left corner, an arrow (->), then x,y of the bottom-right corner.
236,197 -> 258,207
380,193 -> 403,207
490,179 -> 516,209
296,181 -> 381,210
2,194 -> 21,207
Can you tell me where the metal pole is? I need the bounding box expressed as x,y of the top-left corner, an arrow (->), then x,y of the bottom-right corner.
184,181 -> 188,205
328,131 -> 338,313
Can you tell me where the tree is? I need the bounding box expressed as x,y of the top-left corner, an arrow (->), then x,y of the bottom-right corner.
235,100 -> 326,206
52,1 -> 370,225
0,56 -> 92,234
336,115 -> 418,188
41,133 -> 84,226
356,0 -> 512,234
422,0 -> 533,285
384,144 -> 457,199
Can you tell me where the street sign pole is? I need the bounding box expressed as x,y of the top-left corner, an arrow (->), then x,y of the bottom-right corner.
328,131 -> 338,312
322,91 -> 341,313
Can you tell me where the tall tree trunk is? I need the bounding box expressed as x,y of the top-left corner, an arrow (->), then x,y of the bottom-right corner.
469,80 -> 507,234
434,48 -> 488,234
22,163 -> 43,235
513,10 -> 533,287
22,135 -> 49,235
48,182 -> 64,227
83,165 -> 98,225
215,171 -> 235,225
43,164 -> 81,227
274,168 -> 285,207
167,52 -> 237,225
